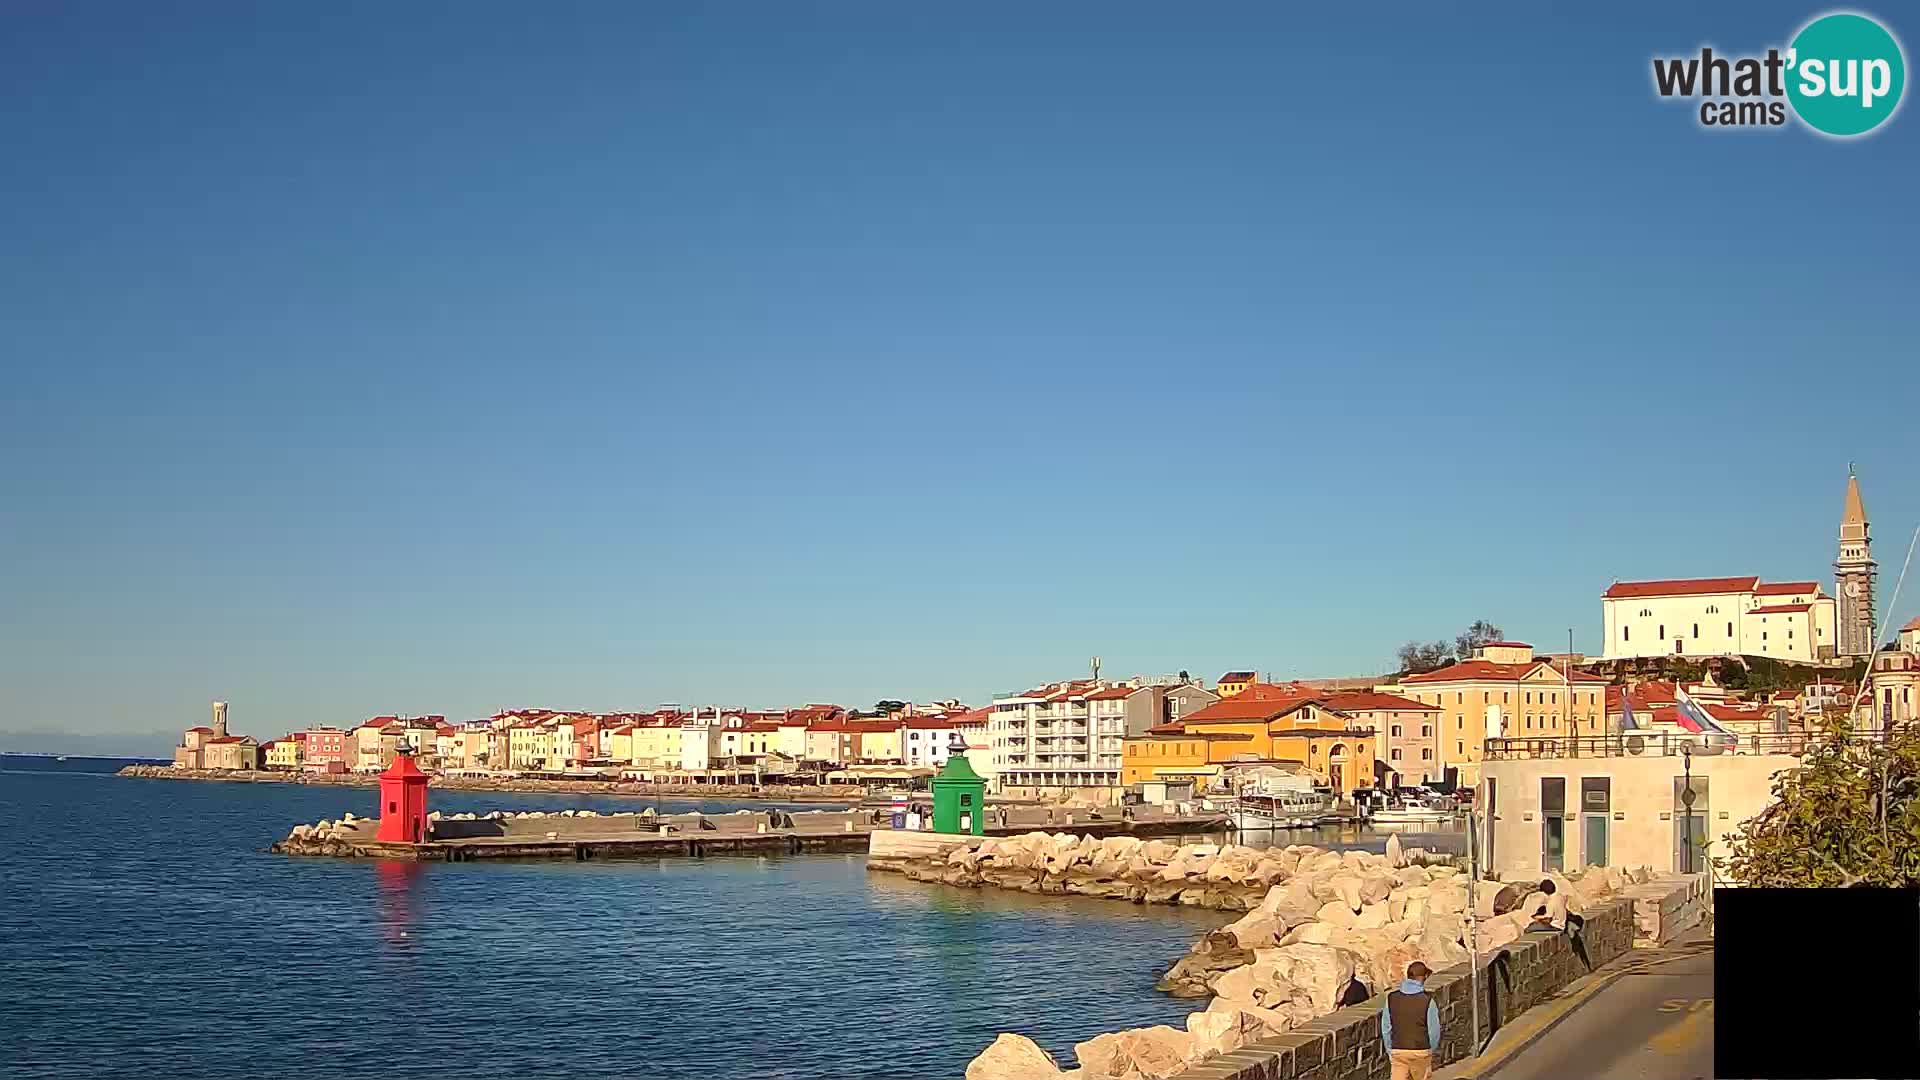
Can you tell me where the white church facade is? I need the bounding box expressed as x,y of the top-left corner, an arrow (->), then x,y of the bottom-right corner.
1600,472 -> 1874,665
1600,577 -> 1837,662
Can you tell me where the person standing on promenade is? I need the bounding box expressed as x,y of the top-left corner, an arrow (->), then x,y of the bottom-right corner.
1380,961 -> 1441,1080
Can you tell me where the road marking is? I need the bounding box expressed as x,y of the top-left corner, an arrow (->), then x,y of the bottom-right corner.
1648,1004 -> 1714,1056
1657,997 -> 1714,1013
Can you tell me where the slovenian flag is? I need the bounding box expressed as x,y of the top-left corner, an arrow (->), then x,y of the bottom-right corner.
1674,687 -> 1738,741
1620,692 -> 1640,731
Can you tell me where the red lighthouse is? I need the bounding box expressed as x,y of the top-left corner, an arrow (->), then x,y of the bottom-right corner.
374,747 -> 430,843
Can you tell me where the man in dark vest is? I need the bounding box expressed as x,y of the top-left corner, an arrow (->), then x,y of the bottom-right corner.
1379,960 -> 1441,1080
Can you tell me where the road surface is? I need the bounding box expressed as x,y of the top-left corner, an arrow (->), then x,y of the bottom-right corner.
1438,935 -> 1714,1080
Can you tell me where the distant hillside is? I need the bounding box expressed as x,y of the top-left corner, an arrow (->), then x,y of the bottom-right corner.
0,729 -> 179,759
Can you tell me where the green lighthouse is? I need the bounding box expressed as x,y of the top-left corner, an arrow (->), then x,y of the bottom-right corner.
930,731 -> 987,835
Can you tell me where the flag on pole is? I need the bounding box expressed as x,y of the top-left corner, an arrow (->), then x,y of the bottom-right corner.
1674,687 -> 1738,742
1620,691 -> 1640,731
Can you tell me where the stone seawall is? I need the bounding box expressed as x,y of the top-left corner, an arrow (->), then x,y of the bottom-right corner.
117,764 -> 861,802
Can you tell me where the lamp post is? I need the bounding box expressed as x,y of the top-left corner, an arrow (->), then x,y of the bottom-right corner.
1680,743 -> 1696,874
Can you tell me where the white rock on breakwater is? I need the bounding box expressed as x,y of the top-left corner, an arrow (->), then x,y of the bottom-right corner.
945,834 -> 1653,1080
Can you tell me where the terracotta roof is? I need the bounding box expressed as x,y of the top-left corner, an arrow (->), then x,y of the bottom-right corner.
205,735 -> 252,745
1481,641 -> 1532,649
1182,693 -> 1331,724
1142,725 -> 1252,739
1320,691 -> 1439,713
1746,603 -> 1812,614
1607,681 -> 1677,712
1218,671 -> 1258,683
1603,576 -> 1759,599
747,721 -> 783,732
904,716 -> 956,729
1905,616 -> 1920,633
1402,660 -> 1606,685
185,726 -> 213,733
1085,686 -> 1136,701
1755,581 -> 1820,596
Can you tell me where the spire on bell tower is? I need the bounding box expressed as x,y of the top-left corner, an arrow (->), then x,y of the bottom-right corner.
1835,467 -> 1877,656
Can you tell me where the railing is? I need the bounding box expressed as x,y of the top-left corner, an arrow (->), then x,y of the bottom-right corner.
1482,732 -> 1815,760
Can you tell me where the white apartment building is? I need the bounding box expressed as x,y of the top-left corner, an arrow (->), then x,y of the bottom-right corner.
1600,577 -> 1839,662
990,681 -> 1132,800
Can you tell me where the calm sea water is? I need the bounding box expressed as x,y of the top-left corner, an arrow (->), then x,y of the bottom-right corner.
0,758 -> 1232,1080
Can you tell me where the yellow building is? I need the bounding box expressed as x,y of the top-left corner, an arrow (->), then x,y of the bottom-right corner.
264,737 -> 303,771
1120,730 -> 1250,787
1386,642 -> 1608,782
852,721 -> 902,763
1146,687 -> 1379,792
629,719 -> 686,768
1215,671 -> 1258,698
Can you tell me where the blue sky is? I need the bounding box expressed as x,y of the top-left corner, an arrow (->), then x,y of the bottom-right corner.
3,2 -> 1915,750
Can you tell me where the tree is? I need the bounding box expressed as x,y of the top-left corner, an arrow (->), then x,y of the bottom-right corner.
1395,640 -> 1455,675
1717,718 -> 1920,886
873,699 -> 908,717
1454,620 -> 1505,661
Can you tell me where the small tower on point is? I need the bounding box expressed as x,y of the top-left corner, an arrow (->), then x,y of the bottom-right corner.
211,701 -> 228,739
375,747 -> 430,844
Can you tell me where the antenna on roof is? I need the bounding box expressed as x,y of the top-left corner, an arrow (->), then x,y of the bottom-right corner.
1091,656 -> 1102,681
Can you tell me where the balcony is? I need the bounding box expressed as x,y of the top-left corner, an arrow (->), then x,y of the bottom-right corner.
1482,732 -> 1819,760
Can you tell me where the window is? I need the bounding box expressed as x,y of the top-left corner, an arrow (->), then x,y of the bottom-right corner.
1421,749 -> 1433,760
1456,692 -> 1464,705
1659,624 -> 1666,639
1503,692 -> 1510,703
1706,605 -> 1719,614
1640,608 -> 1652,617
1525,715 -> 1533,729
1421,724 -> 1432,737
1762,632 -> 1768,641
1692,624 -> 1699,638
1457,740 -> 1465,754
1525,692 -> 1532,705
1391,725 -> 1403,737
1391,749 -> 1402,761
1624,626 -> 1630,642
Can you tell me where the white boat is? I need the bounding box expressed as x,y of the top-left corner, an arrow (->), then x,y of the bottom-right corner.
1228,789 -> 1333,830
1369,796 -> 1462,825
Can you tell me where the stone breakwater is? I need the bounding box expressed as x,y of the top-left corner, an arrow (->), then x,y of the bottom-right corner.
878,832 -> 1661,1080
117,764 -> 862,802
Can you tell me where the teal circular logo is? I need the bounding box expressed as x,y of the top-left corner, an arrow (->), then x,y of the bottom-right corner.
1786,12 -> 1906,136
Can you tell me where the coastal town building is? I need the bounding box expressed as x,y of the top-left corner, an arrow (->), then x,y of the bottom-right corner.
264,735 -> 303,770
1866,649 -> 1919,730
1478,732 -> 1799,877
202,734 -> 261,771
1319,690 -> 1442,787
171,700 -> 232,769
301,727 -> 349,773
1215,671 -> 1258,698
1382,642 -> 1608,784
1599,577 -> 1839,662
990,677 -> 1205,802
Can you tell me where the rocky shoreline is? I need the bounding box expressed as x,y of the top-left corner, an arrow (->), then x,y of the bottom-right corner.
115,764 -> 864,802
878,831 -> 1654,1080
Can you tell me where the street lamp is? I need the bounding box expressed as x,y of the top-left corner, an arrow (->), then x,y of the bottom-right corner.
1680,742 -> 1696,874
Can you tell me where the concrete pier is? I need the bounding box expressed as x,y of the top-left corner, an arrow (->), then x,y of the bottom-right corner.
272,808 -> 1234,862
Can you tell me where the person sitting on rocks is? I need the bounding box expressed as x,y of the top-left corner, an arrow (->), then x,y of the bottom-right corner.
1338,974 -> 1372,1008
1537,878 -> 1570,931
